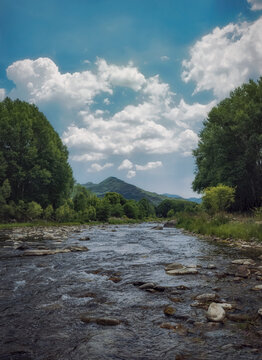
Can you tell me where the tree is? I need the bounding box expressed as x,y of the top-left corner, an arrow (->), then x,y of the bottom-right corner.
0,98 -> 74,208
202,184 -> 235,214
123,200 -> 139,219
96,199 -> 110,221
26,201 -> 43,220
192,78 -> 262,211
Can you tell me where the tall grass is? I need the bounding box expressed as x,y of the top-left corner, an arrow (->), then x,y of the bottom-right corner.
175,212 -> 262,242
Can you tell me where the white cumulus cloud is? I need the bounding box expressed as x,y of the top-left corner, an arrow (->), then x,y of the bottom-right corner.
247,0 -> 262,10
118,159 -> 133,170
127,170 -> 136,178
182,17 -> 262,98
135,161 -> 163,171
88,162 -> 113,173
71,153 -> 106,162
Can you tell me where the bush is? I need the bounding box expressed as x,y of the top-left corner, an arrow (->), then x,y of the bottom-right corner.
26,201 -> 43,220
202,184 -> 235,214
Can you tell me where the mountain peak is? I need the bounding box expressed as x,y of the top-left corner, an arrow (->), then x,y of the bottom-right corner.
82,176 -> 201,205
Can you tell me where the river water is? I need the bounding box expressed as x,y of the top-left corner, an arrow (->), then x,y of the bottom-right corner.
0,223 -> 262,360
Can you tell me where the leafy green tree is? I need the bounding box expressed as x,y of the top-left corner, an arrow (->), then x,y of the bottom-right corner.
110,203 -> 124,217
156,199 -> 196,217
202,184 -> 235,214
55,203 -> 75,222
0,179 -> 11,204
123,200 -> 139,219
167,209 -> 175,218
0,98 -> 74,208
43,204 -> 54,220
192,78 -> 262,211
96,199 -> 110,221
26,201 -> 43,220
138,198 -> 155,218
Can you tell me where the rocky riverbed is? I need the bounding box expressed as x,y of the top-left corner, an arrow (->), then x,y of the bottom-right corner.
0,223 -> 262,360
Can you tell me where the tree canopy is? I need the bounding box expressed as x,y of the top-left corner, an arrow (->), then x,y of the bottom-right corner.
192,78 -> 262,211
0,98 -> 74,208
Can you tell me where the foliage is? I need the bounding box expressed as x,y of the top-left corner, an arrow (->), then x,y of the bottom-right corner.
156,198 -> 197,217
55,203 -> 75,222
202,184 -> 235,214
96,199 -> 111,222
0,98 -> 74,208
193,78 -> 262,211
176,211 -> 262,242
26,201 -> 43,220
123,200 -> 140,219
43,204 -> 54,220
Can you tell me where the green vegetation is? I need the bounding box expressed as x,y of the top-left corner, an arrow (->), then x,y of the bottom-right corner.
175,211 -> 262,242
0,98 -> 74,210
193,78 -> 262,211
202,184 -> 235,214
156,198 -> 198,217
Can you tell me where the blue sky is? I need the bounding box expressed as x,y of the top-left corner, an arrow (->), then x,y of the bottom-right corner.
1,0 -> 262,197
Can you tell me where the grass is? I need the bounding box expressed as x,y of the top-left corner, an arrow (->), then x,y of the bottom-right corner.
175,212 -> 262,242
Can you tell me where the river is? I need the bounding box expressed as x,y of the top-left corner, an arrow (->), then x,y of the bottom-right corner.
0,223 -> 262,360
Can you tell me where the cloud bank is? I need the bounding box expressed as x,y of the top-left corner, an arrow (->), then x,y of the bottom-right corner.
182,17 -> 262,98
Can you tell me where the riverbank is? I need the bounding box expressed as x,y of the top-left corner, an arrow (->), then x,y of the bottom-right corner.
175,212 -> 262,249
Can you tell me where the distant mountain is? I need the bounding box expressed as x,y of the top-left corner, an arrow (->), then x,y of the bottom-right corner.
82,177 -> 201,205
163,193 -> 202,204
82,177 -> 167,205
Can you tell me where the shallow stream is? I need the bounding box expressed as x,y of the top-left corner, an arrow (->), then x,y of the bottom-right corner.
0,223 -> 262,360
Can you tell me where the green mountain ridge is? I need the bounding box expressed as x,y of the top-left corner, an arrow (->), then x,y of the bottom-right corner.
82,177 -> 201,205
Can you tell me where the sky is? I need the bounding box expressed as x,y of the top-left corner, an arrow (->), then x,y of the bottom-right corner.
1,0 -> 262,198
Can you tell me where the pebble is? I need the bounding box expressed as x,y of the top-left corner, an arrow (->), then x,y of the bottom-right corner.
164,306 -> 176,316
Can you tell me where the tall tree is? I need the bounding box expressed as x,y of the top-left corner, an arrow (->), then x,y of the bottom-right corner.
0,98 -> 74,207
192,78 -> 262,211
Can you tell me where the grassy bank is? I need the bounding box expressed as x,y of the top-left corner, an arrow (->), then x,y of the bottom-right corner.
175,212 -> 262,242
0,217 -> 160,230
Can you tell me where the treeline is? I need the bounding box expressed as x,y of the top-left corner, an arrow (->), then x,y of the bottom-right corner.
0,97 -> 197,223
0,179 -> 197,223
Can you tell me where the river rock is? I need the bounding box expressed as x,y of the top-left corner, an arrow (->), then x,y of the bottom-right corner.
67,245 -> 89,252
165,263 -> 184,271
80,315 -> 121,326
79,236 -> 90,241
139,282 -> 155,290
195,293 -> 218,302
206,303 -> 226,322
231,258 -> 255,266
163,220 -> 177,228
251,284 -> 262,291
235,265 -> 251,278
258,308 -> 262,316
164,306 -> 176,316
23,249 -> 71,256
220,303 -> 234,310
166,267 -> 198,275
152,225 -> 163,230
